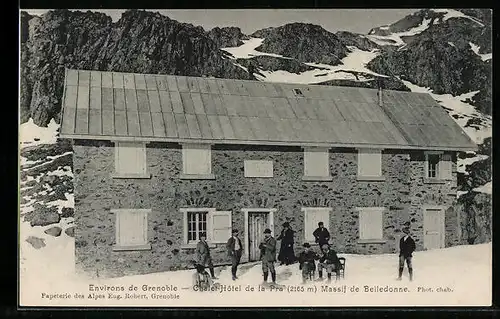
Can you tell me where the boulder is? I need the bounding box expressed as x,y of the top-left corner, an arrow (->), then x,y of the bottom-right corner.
61,207 -> 74,218
65,226 -> 75,237
26,236 -> 46,249
24,204 -> 61,226
44,226 -> 62,237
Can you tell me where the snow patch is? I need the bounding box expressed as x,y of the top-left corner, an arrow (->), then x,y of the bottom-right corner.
19,118 -> 59,148
256,47 -> 385,84
448,42 -> 456,48
221,38 -> 288,59
401,80 -> 491,144
473,181 -> 492,194
431,9 -> 485,27
469,42 -> 492,61
367,18 -> 432,46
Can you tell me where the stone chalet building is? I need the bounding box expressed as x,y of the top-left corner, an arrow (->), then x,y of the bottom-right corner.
59,69 -> 476,278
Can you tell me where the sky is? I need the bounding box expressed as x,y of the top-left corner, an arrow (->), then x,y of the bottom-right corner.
22,9 -> 418,34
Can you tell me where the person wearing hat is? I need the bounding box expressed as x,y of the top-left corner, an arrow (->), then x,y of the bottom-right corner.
313,222 -> 331,247
196,232 -> 217,279
398,227 -> 416,281
277,222 -> 296,266
226,229 -> 243,280
298,243 -> 319,284
259,228 -> 277,284
317,244 -> 341,282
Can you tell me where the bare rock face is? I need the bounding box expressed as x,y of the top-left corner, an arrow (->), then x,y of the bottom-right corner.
61,207 -> 74,218
65,226 -> 75,237
20,9 -> 254,127
26,236 -> 46,249
335,31 -> 380,51
44,226 -> 62,237
251,23 -> 350,65
208,26 -> 248,48
24,204 -> 61,227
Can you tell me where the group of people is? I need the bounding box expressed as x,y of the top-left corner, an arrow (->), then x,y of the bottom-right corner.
192,221 -> 416,287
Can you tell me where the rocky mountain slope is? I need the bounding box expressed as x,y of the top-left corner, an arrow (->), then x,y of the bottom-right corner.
19,9 -> 492,253
20,9 -> 254,127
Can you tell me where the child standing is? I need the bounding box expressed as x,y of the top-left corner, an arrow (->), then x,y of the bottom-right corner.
298,243 -> 318,284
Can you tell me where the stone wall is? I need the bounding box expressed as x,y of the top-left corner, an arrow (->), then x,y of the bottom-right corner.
74,141 -> 458,278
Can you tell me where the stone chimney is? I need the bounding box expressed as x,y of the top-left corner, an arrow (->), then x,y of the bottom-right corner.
377,78 -> 384,106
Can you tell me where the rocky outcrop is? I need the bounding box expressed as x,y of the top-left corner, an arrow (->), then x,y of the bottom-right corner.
236,56 -> 326,75
208,26 -> 248,48
26,236 -> 46,249
24,204 -> 61,227
335,31 -> 380,51
44,226 -> 62,237
20,9 -> 254,127
251,23 -> 350,65
367,29 -> 491,114
65,226 -> 75,237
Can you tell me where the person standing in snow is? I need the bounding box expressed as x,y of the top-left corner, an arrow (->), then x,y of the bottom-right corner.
259,228 -> 277,284
313,222 -> 330,247
226,229 -> 243,281
277,222 -> 295,265
298,242 -> 318,284
195,232 -> 217,280
398,227 -> 416,281
317,244 -> 341,283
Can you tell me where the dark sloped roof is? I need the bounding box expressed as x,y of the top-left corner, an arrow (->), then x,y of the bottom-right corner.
59,69 -> 476,151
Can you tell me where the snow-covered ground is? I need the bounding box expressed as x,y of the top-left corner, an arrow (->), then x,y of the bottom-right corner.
19,118 -> 60,148
19,241 -> 492,307
473,181 -> 492,195
469,42 -> 492,61
223,38 -> 385,84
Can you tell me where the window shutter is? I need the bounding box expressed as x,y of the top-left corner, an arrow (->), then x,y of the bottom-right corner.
440,154 -> 452,180
116,210 -> 148,246
116,142 -> 146,175
358,208 -> 383,240
183,144 -> 212,175
304,148 -> 329,177
209,211 -> 232,243
358,149 -> 382,177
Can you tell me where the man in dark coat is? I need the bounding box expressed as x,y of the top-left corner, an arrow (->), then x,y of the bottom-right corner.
226,229 -> 243,281
398,227 -> 416,281
259,228 -> 277,284
277,222 -> 295,265
317,244 -> 341,283
313,222 -> 330,247
195,232 -> 216,279
298,242 -> 319,284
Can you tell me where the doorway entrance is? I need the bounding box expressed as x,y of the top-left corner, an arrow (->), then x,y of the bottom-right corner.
423,206 -> 445,250
243,208 -> 275,262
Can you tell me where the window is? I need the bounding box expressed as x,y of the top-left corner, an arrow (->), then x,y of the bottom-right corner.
357,207 -> 384,242
302,207 -> 331,243
293,88 -> 303,96
181,208 -> 232,245
181,143 -> 214,179
303,147 -> 331,180
425,152 -> 452,180
113,142 -> 150,178
112,209 -> 151,251
357,149 -> 383,179
244,160 -> 273,177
